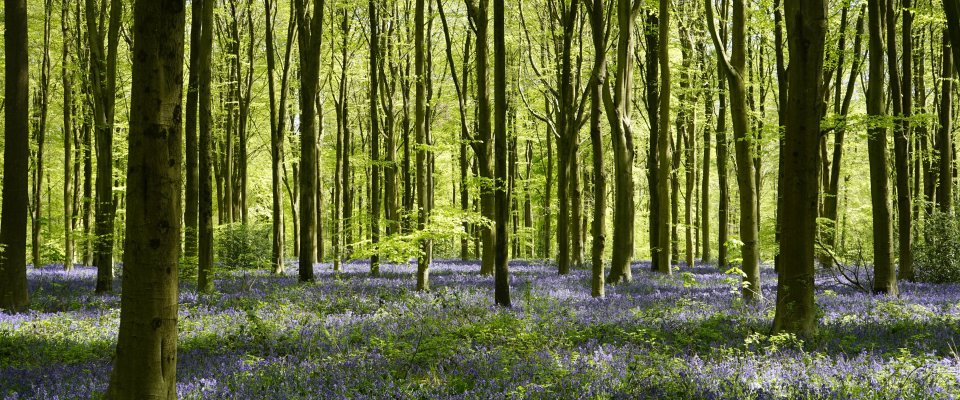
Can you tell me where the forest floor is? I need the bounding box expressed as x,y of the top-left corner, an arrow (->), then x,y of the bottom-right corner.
2,259 -> 960,399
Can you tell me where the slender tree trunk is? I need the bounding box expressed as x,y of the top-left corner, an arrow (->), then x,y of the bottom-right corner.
938,33 -> 954,213
86,0 -> 122,293
493,0 -> 510,306
198,0 -> 215,293
772,0 -> 826,338
468,0 -> 496,276
644,11 -> 662,273
0,0 -> 31,312
183,0 -> 203,278
586,0 -> 607,297
416,0 -> 431,291
656,0 -> 673,274
31,0 -> 52,269
866,0 -> 897,295
106,0 -> 185,395
885,0 -> 912,287
63,1 -> 75,271
707,0 -> 759,298
370,0 -> 382,276
701,49 -> 713,264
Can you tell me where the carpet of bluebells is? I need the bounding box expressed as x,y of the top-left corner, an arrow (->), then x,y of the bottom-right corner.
3,260 -> 960,399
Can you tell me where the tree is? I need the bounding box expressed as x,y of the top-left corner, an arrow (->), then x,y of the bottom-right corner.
416,0 -> 432,291
936,33 -> 953,214
866,0 -> 896,296
467,0 -> 496,276
183,0 -> 203,276
106,0 -> 186,395
85,0 -> 123,293
62,0 -> 75,272
945,0 -> 960,73
655,0 -> 673,275
198,0 -> 215,293
30,0 -> 52,270
585,0 -> 609,297
493,0 -> 511,307
370,0 -> 382,276
601,0 -> 643,282
706,0 -> 760,298
295,0 -> 325,282
0,0 -> 31,312
772,0 -> 826,338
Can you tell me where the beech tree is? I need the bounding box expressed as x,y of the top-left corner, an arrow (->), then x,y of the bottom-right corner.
107,0 -> 186,395
0,0 -> 30,313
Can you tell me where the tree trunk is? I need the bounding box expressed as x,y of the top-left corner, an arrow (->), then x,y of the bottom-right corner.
370,0 -> 382,276
198,0 -> 215,293
938,33 -> 954,213
86,0 -> 122,293
586,0 -> 607,297
416,0 -> 431,291
644,11 -> 661,273
295,0 -> 325,282
62,0 -> 75,271
106,0 -> 185,395
468,0 -> 496,276
866,0 -> 897,295
656,0 -> 673,274
772,0 -> 826,338
0,0 -> 31,312
31,0 -> 52,269
885,0 -> 912,289
707,0 -> 759,299
493,0 -> 511,307
184,0 -> 202,278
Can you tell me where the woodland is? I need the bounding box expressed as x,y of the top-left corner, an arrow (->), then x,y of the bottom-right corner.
1,0 -> 960,397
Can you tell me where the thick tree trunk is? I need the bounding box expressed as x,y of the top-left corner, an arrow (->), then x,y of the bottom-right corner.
0,0 -> 31,312
772,0 -> 826,338
468,0 -> 495,276
295,0 -> 325,282
106,0 -> 185,395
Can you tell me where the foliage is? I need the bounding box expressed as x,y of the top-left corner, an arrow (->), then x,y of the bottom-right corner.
215,223 -> 272,271
914,211 -> 960,283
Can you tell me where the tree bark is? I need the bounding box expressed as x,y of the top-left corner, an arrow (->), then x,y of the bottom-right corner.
370,0 -> 382,276
63,0 -> 75,271
467,0 -> 495,276
937,33 -> 954,213
86,0 -> 122,293
0,0 -> 30,312
198,0 -> 215,293
866,0 -> 897,295
416,0 -> 431,291
707,0 -> 759,298
31,0 -> 52,269
295,0 -> 325,282
772,0 -> 826,338
106,0 -> 185,395
493,0 -> 511,307
586,0 -> 607,297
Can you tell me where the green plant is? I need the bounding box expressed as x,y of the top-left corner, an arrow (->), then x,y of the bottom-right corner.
215,222 -> 272,270
914,211 -> 960,283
